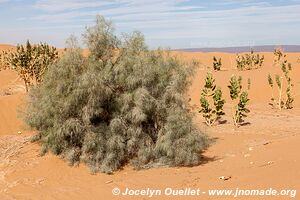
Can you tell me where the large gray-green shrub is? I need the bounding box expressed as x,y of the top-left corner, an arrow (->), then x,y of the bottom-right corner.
25,16 -> 210,174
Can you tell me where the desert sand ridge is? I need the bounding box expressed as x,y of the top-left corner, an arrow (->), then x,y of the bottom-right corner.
175,45 -> 300,53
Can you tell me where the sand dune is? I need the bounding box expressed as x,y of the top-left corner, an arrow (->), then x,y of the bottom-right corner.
0,70 -> 25,136
175,45 -> 300,53
0,44 -> 15,51
0,47 -> 299,199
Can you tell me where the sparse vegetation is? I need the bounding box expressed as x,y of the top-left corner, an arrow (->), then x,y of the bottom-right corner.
274,48 -> 284,63
0,41 -> 58,92
228,75 -> 250,127
199,73 -> 225,126
247,78 -> 251,90
236,49 -> 264,70
25,16 -> 210,174
213,56 -> 222,71
268,48 -> 294,109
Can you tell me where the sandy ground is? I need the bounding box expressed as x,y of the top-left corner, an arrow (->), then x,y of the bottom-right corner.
0,45 -> 299,199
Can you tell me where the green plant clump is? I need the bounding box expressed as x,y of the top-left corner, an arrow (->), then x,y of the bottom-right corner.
199,73 -> 225,126
25,16 -> 211,174
213,56 -> 222,71
228,75 -> 250,127
0,41 -> 58,92
236,49 -> 264,71
268,48 -> 294,109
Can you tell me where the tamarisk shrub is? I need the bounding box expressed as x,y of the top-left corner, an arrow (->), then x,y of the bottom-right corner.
199,73 -> 225,126
25,16 -> 210,174
228,75 -> 250,127
268,48 -> 294,109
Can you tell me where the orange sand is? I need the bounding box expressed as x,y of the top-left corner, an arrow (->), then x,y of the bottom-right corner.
0,45 -> 299,200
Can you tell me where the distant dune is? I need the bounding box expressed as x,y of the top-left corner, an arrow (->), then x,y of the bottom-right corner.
3,44 -> 300,54
0,44 -> 15,51
174,45 -> 300,53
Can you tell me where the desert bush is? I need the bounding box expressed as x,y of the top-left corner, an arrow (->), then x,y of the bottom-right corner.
25,16 -> 210,174
199,73 -> 225,126
268,48 -> 293,109
213,56 -> 222,71
31,43 -> 59,84
0,41 -> 58,92
236,49 -> 264,71
228,75 -> 250,127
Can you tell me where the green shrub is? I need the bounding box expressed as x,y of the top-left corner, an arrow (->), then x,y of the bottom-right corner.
268,48 -> 294,109
199,73 -> 225,126
0,41 -> 58,92
213,56 -> 222,71
25,16 -> 210,174
236,49 -> 264,71
228,75 -> 250,127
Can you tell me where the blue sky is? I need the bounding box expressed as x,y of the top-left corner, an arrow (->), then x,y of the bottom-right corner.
0,0 -> 300,48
